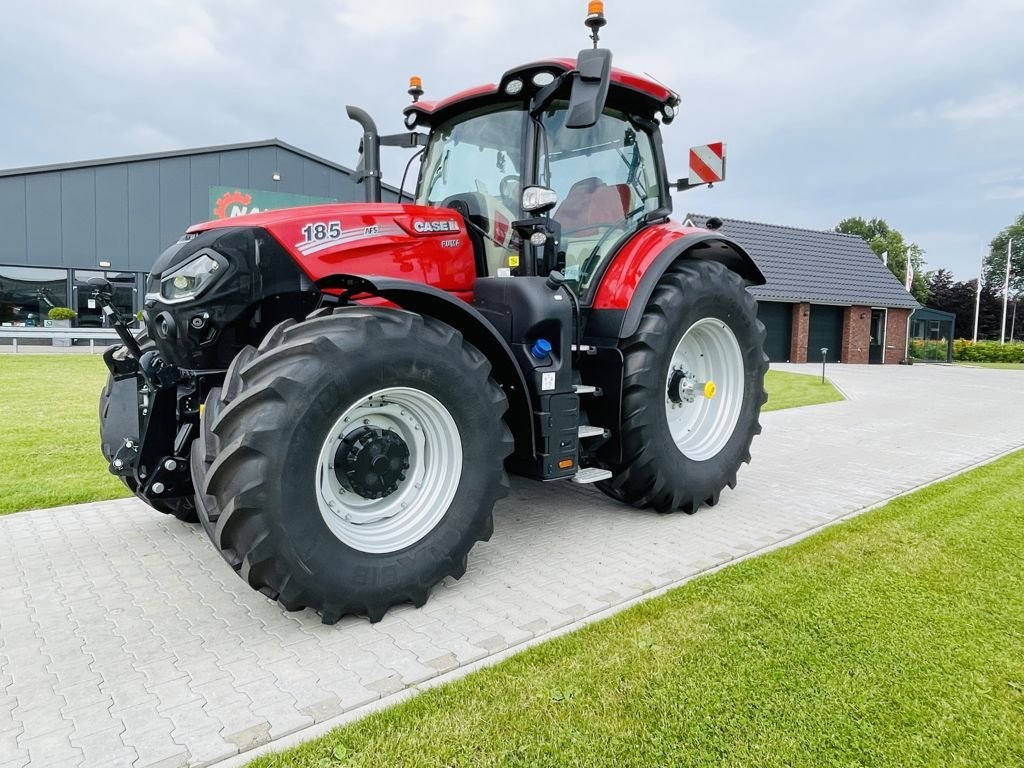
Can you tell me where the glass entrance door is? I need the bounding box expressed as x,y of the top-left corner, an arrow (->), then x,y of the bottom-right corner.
73,271 -> 137,327
869,308 -> 886,364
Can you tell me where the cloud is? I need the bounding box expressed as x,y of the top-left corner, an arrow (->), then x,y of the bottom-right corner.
938,86 -> 1024,123
2,0 -> 1024,282
333,0 -> 506,39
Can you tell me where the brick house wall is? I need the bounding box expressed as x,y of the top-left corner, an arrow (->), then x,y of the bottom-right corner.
841,305 -> 872,364
884,308 -> 911,364
789,302 -> 810,363
782,303 -> 913,364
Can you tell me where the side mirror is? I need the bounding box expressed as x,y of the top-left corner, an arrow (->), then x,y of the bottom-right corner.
87,276 -> 114,301
522,186 -> 558,214
565,48 -> 612,129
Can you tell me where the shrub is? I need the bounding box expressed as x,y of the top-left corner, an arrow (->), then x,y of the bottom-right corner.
910,339 -> 949,361
952,339 -> 1024,363
47,307 -> 77,321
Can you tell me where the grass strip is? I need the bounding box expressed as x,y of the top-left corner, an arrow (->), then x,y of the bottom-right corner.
763,369 -> 843,411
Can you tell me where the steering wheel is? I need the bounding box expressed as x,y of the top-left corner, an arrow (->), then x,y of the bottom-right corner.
498,175 -> 521,210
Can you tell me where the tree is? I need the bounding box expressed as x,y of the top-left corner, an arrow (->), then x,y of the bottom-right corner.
836,217 -> 929,304
926,270 -> 1002,340
983,211 -> 1024,295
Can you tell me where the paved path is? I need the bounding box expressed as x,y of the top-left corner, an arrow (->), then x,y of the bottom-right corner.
2,364 -> 1022,767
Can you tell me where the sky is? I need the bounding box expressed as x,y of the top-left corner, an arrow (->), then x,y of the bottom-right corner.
2,0 -> 1023,280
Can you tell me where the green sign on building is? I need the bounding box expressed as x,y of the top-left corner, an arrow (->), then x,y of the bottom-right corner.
209,186 -> 336,219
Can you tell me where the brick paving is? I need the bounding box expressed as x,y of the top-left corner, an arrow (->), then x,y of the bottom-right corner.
1,363 -> 1022,767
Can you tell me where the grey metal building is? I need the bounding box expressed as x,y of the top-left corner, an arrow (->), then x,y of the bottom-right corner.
0,140 -> 393,329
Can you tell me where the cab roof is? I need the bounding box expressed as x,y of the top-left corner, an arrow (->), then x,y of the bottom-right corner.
403,57 -> 679,127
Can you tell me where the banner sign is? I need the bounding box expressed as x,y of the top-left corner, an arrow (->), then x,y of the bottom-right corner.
209,186 -> 336,219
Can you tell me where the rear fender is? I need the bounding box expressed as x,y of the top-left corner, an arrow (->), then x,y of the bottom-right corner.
587,230 -> 765,340
316,274 -> 535,459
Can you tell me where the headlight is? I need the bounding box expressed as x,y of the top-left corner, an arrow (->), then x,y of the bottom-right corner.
158,252 -> 223,303
521,185 -> 559,213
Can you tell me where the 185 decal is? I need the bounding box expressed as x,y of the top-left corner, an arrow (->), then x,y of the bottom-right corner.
296,221 -> 343,255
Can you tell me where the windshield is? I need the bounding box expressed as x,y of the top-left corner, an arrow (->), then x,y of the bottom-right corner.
542,105 -> 663,295
416,106 -> 524,207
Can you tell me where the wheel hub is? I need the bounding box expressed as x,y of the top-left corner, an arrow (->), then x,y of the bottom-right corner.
667,367 -> 697,406
334,426 -> 410,500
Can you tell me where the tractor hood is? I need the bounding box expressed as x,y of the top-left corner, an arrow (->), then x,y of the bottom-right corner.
144,202 -> 478,370
184,202 -> 477,294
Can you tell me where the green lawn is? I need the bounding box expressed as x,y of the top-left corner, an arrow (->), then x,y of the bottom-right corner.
0,355 -> 129,514
956,362 -> 1024,370
0,358 -> 842,516
763,368 -> 844,411
250,449 -> 1024,768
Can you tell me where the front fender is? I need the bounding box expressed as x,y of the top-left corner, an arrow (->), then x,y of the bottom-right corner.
316,274 -> 535,460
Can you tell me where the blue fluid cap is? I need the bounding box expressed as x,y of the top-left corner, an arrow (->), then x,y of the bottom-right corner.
530,338 -> 552,360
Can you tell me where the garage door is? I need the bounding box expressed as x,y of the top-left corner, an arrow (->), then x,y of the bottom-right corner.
807,304 -> 844,362
756,301 -> 792,362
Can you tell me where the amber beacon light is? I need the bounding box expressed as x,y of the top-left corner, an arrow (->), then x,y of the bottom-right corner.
408,76 -> 424,103
585,1 -> 607,47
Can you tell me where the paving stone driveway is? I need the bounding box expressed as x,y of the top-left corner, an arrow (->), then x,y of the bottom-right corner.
2,363 -> 1023,767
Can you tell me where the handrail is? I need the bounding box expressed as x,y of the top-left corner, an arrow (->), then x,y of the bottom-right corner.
0,326 -> 139,353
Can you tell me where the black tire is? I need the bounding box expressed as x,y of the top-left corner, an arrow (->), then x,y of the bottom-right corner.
99,333 -> 198,523
191,307 -> 513,623
598,260 -> 768,513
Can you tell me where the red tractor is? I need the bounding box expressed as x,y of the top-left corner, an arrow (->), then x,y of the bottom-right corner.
96,4 -> 767,623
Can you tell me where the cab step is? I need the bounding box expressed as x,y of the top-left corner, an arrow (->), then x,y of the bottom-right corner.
571,467 -> 613,484
577,424 -> 607,439
573,384 -> 601,395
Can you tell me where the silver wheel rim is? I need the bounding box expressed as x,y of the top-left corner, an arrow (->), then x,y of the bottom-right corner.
665,318 -> 745,461
315,387 -> 463,554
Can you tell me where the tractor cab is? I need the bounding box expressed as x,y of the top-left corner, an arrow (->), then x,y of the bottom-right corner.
351,3 -> 682,303
408,66 -> 673,300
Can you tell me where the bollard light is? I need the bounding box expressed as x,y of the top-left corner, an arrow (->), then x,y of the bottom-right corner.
820,347 -> 828,384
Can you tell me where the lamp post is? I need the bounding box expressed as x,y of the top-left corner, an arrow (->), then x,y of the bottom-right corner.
973,251 -> 984,343
1000,237 -> 1015,345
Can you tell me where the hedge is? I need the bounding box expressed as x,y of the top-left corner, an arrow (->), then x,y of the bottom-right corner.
952,339 -> 1024,363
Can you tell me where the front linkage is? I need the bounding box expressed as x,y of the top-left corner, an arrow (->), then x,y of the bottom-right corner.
94,279 -> 216,521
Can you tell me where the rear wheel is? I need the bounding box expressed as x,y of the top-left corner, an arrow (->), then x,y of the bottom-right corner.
99,333 -> 198,523
191,307 -> 513,623
598,260 -> 767,512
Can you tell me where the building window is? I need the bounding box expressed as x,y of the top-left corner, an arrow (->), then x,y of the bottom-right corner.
73,271 -> 138,327
929,320 -> 941,341
0,266 -> 69,326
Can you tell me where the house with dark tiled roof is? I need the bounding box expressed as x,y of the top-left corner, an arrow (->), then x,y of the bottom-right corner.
686,214 -> 920,364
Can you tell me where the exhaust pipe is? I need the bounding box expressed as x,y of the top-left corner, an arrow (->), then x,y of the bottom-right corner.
346,106 -> 382,203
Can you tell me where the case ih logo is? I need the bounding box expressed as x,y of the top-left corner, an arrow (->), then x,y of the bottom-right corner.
413,219 -> 459,234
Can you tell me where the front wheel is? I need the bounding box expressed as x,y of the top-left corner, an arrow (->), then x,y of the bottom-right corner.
191,308 -> 513,623
598,260 -> 768,513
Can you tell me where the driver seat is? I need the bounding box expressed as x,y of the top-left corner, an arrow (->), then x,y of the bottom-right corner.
553,177 -> 632,238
